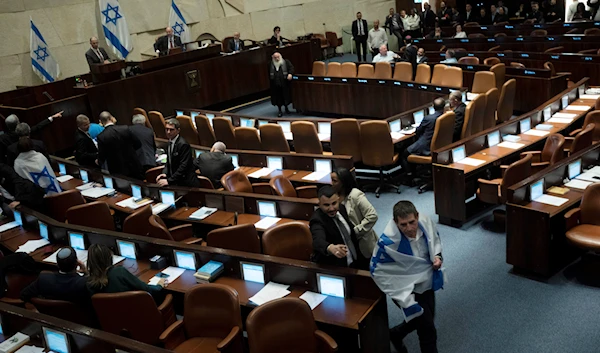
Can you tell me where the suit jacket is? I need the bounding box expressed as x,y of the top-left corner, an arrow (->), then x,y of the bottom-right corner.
526,10 -> 544,23
494,14 -> 509,23
310,206 -> 368,269
477,14 -> 491,25
227,39 -> 245,52
7,139 -> 48,167
21,271 -> 89,305
402,44 -> 418,78
0,163 -> 45,211
74,129 -> 98,167
0,118 -> 51,163
423,9 -> 437,28
416,55 -> 428,64
97,125 -> 143,179
407,110 -> 443,156
154,35 -> 183,56
352,19 -> 369,38
193,152 -> 234,188
385,13 -> 403,31
129,124 -> 156,168
452,103 -> 467,142
85,47 -> 110,66
463,11 -> 475,22
164,135 -> 199,187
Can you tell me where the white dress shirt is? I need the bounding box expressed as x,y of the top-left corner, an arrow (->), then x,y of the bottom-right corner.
404,14 -> 421,31
454,31 -> 467,38
367,28 -> 388,50
372,50 -> 397,63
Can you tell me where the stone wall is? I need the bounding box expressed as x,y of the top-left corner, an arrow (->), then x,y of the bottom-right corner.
0,0 -> 394,93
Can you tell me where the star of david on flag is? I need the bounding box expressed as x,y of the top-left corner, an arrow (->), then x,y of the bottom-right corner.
169,0 -> 191,44
30,18 -> 60,83
99,0 -> 133,59
30,166 -> 61,194
102,3 -> 122,25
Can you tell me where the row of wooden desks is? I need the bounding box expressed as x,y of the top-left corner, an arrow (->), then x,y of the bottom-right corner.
458,21 -> 599,36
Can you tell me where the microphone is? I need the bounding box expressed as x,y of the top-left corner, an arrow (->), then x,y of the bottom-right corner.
42,91 -> 54,102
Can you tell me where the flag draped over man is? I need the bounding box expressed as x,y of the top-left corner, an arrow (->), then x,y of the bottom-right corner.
169,0 -> 191,44
99,0 -> 133,59
30,19 -> 60,83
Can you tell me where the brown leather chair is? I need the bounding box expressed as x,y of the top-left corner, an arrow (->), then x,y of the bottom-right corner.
261,222 -> 313,260
259,124 -> 290,152
246,298 -> 337,353
122,204 -> 153,237
197,176 -> 215,189
213,117 -> 237,149
430,64 -> 447,85
160,284 -> 243,353
1,273 -> 38,307
314,33 -> 330,53
494,21 -> 509,26
482,88 -> 499,130
568,111 -> 600,142
220,170 -> 271,195
357,64 -> 374,79
488,45 -> 501,52
66,201 -> 115,231
523,19 -> 536,24
567,123 -> 595,156
92,292 -> 177,348
544,61 -> 556,76
31,297 -> 96,327
471,71 -> 496,94
484,57 -> 500,66
221,36 -> 233,52
133,107 -> 153,130
460,100 -> 475,141
44,189 -> 85,222
206,224 -> 261,253
414,64 -> 431,84
325,31 -> 342,56
234,127 -> 261,150
340,62 -> 357,77
408,112 -> 455,193
458,56 -> 480,64
464,22 -> 480,27
468,33 -> 486,38
567,28 -> 582,34
195,115 -> 217,147
326,62 -> 342,77
544,46 -> 564,54
373,62 -> 392,79
490,63 -> 506,91
520,134 -> 565,174
291,121 -> 323,154
466,94 -> 486,136
493,33 -> 506,38
269,175 -> 317,199
510,62 -> 525,69
312,61 -> 326,76
331,119 -> 362,163
584,28 -> 600,36
148,215 -> 202,244
441,67 -> 463,88
393,62 -> 413,81
496,78 -> 516,124
148,111 -> 168,139
176,115 -> 200,145
530,29 -> 548,37
564,183 -> 600,251
359,121 -> 399,197
146,165 -> 164,184
476,154 -> 532,205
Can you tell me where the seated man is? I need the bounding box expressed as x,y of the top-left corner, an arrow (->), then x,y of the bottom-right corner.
74,115 -> 98,167
129,114 -> 156,173
154,27 -> 182,56
372,44 -> 399,63
440,49 -> 457,64
0,163 -> 46,212
416,47 -> 428,64
21,247 -> 89,305
310,186 -> 368,270
157,119 -> 199,187
449,91 -> 466,142
7,123 -> 48,167
228,32 -> 245,52
193,142 -> 234,188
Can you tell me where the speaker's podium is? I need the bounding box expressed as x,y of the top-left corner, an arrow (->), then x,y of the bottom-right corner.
90,60 -> 126,84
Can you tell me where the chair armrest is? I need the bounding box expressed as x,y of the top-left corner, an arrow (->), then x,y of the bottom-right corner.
564,208 -> 581,231
217,326 -> 241,352
520,151 -> 542,163
315,330 -> 338,353
0,298 -> 25,307
568,130 -> 580,137
182,237 -> 204,245
563,137 -> 575,152
168,224 -> 194,242
477,178 -> 502,187
296,185 -> 318,199
252,183 -> 273,195
531,161 -> 550,170
477,178 -> 502,204
500,165 -> 509,178
158,294 -> 177,327
159,320 -> 186,350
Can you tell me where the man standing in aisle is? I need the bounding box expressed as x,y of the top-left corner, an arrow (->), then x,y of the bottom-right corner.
269,52 -> 294,117
352,12 -> 368,62
367,20 -> 388,58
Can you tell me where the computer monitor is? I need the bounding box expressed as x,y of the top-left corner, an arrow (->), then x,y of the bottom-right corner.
206,114 -> 215,125
257,200 -> 277,217
194,149 -> 203,158
79,170 -> 89,183
277,121 -> 291,133
462,91 -> 467,103
174,250 -> 197,270
223,116 -> 232,122
317,273 -> 346,298
561,95 -> 569,109
451,145 -> 466,162
58,163 -> 66,176
388,120 -> 401,133
318,122 -> 331,135
13,210 -> 22,226
240,117 -> 255,127
160,190 -> 176,206
131,184 -> 142,201
413,110 -> 425,126
230,154 -> 239,169
38,220 -> 49,240
267,156 -> 283,170
117,240 -> 137,259
103,176 -> 113,189
487,131 -> 500,147
315,159 -> 332,174
190,112 -> 200,120
568,159 -> 582,179
68,232 -> 85,250
258,120 -> 269,126
176,110 -> 184,116
519,118 -> 531,133
240,262 -> 265,284
0,316 -> 3,335
543,106 -> 552,121
43,327 -> 70,353
530,179 -> 544,201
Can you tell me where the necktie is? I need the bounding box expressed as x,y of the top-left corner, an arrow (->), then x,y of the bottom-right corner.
168,141 -> 174,175
334,214 -> 357,262
96,49 -> 103,61
358,21 -> 363,35
170,38 -> 174,49
235,41 -> 239,51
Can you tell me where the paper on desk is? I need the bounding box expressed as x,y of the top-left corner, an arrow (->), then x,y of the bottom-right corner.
455,157 -> 485,166
56,175 -> 74,183
15,346 -> 45,353
580,94 -> 600,100
16,239 -> 50,254
497,141 -> 525,149
44,249 -> 88,264
116,197 -> 153,209
249,282 -> 291,306
565,179 -> 593,190
76,182 -> 95,191
254,217 -> 281,230
547,117 -> 574,124
300,291 -> 327,310
466,92 -> 479,101
248,168 -> 275,178
523,129 -> 550,137
533,194 -> 568,207
317,133 -> 330,141
283,132 -> 293,140
551,112 -> 577,119
390,131 -> 404,140
148,266 -> 186,285
565,105 -> 591,111
302,171 -> 329,181
81,187 -> 115,198
189,207 -> 218,220
0,221 -> 20,233
575,171 -> 600,182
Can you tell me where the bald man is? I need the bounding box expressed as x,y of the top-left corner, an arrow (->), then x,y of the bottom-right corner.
85,37 -> 110,66
154,27 -> 182,56
228,32 -> 245,53
193,142 -> 235,188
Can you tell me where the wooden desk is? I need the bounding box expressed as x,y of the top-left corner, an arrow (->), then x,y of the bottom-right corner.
90,60 -> 127,83
127,44 -> 222,73
450,21 -> 599,37
431,78 -> 593,226
505,143 -> 600,277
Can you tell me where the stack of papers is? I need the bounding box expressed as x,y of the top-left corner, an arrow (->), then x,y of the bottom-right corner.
116,197 -> 153,209
151,203 -> 171,215
576,171 -> 600,182
317,133 -> 330,141
547,117 -> 573,124
189,207 -> 218,220
302,171 -> 329,181
565,179 -> 592,190
466,92 -> 479,101
551,112 -> 577,119
390,131 -> 404,140
148,266 -> 186,285
523,129 -> 550,137
299,291 -> 327,310
283,132 -> 293,140
81,187 -> 115,198
16,239 -> 50,254
56,175 -> 74,183
0,221 -> 20,233
76,182 -> 95,191
248,168 -> 275,178
254,217 -> 281,230
580,94 -> 600,100
249,282 -> 291,306
565,105 -> 591,111
532,194 -> 568,207
15,346 -> 45,353
455,157 -> 485,166
497,141 -> 525,149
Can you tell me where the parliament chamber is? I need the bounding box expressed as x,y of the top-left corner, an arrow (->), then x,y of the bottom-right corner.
1,3 -> 600,352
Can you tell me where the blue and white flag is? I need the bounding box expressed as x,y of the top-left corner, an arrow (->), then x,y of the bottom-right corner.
30,19 -> 60,83
99,0 -> 133,59
169,0 -> 191,44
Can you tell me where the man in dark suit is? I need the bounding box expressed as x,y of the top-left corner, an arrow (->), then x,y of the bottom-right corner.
402,37 -> 418,79
193,142 -> 234,188
0,112 -> 61,164
310,186 -> 368,270
157,119 -> 199,188
449,91 -> 467,142
96,111 -> 143,180
228,32 -> 245,52
6,123 -> 48,166
74,115 -> 98,167
0,163 -> 46,211
352,12 -> 368,62
21,247 -> 89,306
129,114 -> 156,173
463,3 -> 475,23
422,2 -> 437,30
416,47 -> 428,64
85,36 -> 110,66
154,27 -> 182,56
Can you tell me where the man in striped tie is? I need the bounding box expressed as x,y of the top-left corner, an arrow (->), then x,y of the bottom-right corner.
154,27 -> 182,56
85,37 -> 110,66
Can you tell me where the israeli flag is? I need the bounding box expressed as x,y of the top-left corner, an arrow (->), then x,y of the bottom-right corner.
169,0 -> 191,44
30,19 -> 60,83
99,0 -> 133,59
